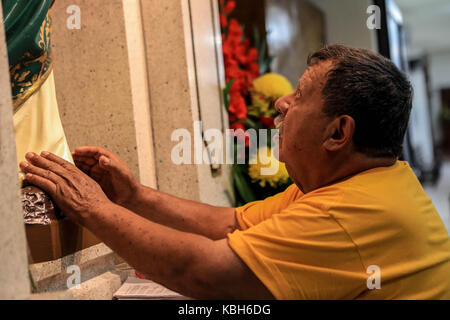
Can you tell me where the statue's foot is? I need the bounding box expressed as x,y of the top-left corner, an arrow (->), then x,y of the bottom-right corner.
21,183 -> 63,225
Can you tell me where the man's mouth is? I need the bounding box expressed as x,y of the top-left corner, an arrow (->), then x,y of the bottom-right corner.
273,115 -> 284,160
274,115 -> 284,137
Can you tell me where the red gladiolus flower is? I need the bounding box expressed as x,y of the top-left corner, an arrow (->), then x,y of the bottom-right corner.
229,91 -> 247,119
225,59 -> 240,80
242,39 -> 250,50
230,122 -> 250,147
228,19 -> 243,37
235,45 -> 248,65
248,62 -> 260,78
220,13 -> 227,28
228,113 -> 237,122
220,1 -> 261,124
230,121 -> 245,131
247,48 -> 258,61
260,116 -> 275,128
231,78 -> 247,96
224,1 -> 236,14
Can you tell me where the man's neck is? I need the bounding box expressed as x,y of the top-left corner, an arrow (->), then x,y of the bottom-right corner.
295,154 -> 397,194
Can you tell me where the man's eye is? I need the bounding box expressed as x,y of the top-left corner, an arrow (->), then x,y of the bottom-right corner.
295,90 -> 302,98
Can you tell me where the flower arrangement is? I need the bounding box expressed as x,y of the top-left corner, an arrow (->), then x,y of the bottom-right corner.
248,73 -> 294,127
220,0 -> 259,123
248,146 -> 290,188
219,0 -> 293,205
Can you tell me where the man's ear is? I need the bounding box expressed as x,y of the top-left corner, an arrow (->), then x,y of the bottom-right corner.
323,115 -> 355,151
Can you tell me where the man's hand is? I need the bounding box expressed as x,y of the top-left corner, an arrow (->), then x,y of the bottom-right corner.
71,146 -> 141,207
72,146 -> 236,241
19,151 -> 111,223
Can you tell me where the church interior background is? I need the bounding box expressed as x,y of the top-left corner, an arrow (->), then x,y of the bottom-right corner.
1,0 -> 449,299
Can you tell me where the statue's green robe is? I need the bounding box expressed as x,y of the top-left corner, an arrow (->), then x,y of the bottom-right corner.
2,0 -> 73,184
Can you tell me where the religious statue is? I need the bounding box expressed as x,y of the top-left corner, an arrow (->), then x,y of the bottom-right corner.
3,0 -> 99,262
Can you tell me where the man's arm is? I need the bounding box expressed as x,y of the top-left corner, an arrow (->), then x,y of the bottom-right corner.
72,146 -> 240,240
20,151 -> 271,299
124,186 -> 240,240
83,202 -> 272,299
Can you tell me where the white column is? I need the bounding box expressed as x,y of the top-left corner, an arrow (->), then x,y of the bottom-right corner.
0,3 -> 31,299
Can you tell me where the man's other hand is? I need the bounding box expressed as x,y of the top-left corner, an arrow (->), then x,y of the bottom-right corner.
71,146 -> 141,207
19,152 -> 111,223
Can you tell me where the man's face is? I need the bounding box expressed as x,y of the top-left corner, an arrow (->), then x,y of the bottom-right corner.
274,60 -> 333,186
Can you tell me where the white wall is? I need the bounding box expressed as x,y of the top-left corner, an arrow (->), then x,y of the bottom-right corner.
427,50 -> 450,143
429,51 -> 450,90
0,4 -> 30,299
123,0 -> 157,188
181,0 -> 234,206
409,66 -> 435,170
312,0 -> 378,51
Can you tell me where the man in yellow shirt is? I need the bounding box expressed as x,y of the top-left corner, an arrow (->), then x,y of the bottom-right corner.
20,45 -> 450,299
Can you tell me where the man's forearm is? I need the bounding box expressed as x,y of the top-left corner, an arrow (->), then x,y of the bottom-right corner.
122,185 -> 239,240
21,151 -> 268,299
78,202 -> 271,299
79,202 -> 221,298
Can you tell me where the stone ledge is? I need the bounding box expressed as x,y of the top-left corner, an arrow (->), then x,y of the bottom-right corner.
30,271 -> 123,300
30,243 -> 117,292
69,271 -> 123,300
30,290 -> 74,300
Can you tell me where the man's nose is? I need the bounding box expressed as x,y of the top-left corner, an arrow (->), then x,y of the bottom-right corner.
275,95 -> 290,115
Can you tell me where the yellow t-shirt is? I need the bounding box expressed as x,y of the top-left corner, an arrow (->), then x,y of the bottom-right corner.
228,161 -> 450,299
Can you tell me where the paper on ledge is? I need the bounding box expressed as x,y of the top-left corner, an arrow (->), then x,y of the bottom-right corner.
113,277 -> 189,300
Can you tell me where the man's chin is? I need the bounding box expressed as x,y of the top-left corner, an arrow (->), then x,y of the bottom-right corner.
272,133 -> 282,160
273,140 -> 283,162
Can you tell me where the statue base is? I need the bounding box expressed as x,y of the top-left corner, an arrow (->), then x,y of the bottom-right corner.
22,184 -> 101,263
26,218 -> 101,263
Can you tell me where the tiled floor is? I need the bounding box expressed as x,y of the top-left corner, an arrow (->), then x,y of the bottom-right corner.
424,161 -> 450,233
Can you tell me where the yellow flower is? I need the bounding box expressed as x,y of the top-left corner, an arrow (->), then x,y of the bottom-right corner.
248,146 -> 290,187
249,73 -> 293,117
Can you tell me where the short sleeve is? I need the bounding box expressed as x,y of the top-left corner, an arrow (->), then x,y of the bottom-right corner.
236,184 -> 302,230
228,200 -> 367,299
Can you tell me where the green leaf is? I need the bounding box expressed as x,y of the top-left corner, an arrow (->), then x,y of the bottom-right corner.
243,117 -> 263,130
233,165 -> 256,203
258,40 -> 267,67
225,78 -> 235,91
260,55 -> 275,75
223,78 -> 236,112
253,26 -> 261,51
256,29 -> 275,74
